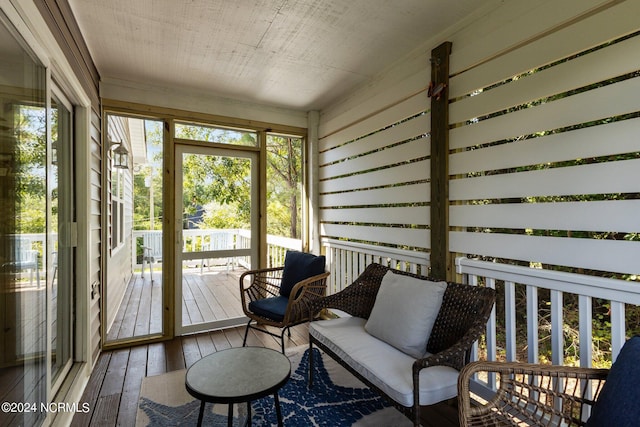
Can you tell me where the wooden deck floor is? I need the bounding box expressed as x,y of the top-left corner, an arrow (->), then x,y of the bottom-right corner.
73,323 -> 460,427
107,266 -> 246,341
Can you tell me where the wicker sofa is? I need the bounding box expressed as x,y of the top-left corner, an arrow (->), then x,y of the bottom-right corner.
308,263 -> 496,427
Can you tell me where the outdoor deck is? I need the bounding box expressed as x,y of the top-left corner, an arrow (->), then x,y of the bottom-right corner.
107,266 -> 248,341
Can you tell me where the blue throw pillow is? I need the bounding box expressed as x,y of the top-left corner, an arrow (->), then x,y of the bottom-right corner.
279,251 -> 325,298
586,335 -> 640,427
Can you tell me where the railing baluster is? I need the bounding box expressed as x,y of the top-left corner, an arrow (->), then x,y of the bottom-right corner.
468,274 -> 479,366
578,295 -> 594,421
526,285 -> 539,363
505,281 -> 517,362
610,301 -> 626,362
338,247 -> 345,293
579,295 -> 593,367
486,277 -> 497,389
550,290 -> 564,366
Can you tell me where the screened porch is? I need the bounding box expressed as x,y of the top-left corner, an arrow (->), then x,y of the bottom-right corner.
3,1 -> 640,426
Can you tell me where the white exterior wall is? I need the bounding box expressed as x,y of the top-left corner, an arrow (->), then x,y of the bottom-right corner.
319,0 -> 640,279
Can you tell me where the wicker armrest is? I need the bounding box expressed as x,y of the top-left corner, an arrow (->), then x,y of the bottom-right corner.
414,325 -> 483,372
309,283 -> 376,318
284,271 -> 330,323
458,361 -> 609,427
310,263 -> 389,318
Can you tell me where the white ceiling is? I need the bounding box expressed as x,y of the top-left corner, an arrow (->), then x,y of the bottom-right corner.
68,0 -> 495,111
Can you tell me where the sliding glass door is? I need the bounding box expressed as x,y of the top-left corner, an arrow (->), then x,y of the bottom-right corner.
0,14 -> 75,425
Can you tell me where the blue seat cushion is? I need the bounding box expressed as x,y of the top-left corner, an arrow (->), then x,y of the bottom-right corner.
248,296 -> 289,322
279,251 -> 326,298
586,335 -> 640,427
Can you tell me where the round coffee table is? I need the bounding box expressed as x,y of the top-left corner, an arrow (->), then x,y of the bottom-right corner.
185,346 -> 291,427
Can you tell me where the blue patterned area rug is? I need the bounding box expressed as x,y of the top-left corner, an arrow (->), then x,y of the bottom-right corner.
136,346 -> 410,426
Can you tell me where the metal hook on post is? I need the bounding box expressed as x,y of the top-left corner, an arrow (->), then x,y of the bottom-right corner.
427,81 -> 447,101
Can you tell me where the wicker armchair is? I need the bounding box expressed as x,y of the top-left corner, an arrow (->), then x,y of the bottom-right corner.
458,361 -> 609,427
240,259 -> 329,353
308,263 -> 496,427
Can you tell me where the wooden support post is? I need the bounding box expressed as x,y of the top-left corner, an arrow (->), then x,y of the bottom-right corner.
429,41 -> 452,281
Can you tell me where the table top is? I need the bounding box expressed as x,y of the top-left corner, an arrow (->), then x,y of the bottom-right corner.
185,346 -> 291,404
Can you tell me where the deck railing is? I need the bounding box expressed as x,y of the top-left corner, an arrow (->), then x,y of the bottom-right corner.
131,229 -> 301,270
455,256 -> 640,395
321,238 -> 430,294
318,240 -> 638,390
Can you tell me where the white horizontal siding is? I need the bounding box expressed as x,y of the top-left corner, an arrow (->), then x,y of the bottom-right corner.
320,90 -> 428,150
450,32 -> 640,124
322,206 -> 429,225
451,231 -> 640,276
322,223 -> 429,249
446,0 -> 640,279
320,112 -> 429,165
320,182 -> 430,207
451,76 -> 640,151
450,158 -> 640,201
448,0 -> 637,93
450,200 -> 640,232
321,159 -> 429,194
450,118 -> 640,175
320,135 -> 428,179
319,0 -> 640,280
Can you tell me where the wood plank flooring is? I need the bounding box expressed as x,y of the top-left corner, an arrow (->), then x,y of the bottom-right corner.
107,267 -> 245,341
72,324 -> 460,427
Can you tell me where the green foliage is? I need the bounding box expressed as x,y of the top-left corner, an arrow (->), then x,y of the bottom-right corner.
201,201 -> 248,229
182,153 -> 252,224
266,135 -> 302,238
129,122 -> 303,238
15,105 -> 47,233
175,123 -> 257,146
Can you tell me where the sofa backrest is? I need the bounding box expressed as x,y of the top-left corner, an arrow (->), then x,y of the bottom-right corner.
339,263 -> 391,319
352,263 -> 495,367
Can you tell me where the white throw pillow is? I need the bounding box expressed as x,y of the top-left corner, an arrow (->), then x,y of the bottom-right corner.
364,270 -> 447,358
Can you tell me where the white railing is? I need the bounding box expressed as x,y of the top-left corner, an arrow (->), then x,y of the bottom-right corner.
316,243 -> 637,387
321,238 -> 430,294
455,256 -> 640,394
132,229 -> 301,269
235,230 -> 302,268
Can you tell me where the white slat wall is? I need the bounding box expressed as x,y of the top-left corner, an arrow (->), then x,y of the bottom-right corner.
448,0 -> 640,276
318,90 -> 431,252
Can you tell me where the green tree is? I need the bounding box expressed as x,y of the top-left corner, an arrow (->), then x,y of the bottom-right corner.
16,105 -> 47,233
266,135 -> 302,238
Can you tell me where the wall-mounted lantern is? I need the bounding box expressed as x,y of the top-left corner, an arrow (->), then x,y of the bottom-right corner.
110,140 -> 129,170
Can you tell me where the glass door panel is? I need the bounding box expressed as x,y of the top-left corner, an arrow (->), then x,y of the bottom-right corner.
175,145 -> 257,334
0,15 -> 47,426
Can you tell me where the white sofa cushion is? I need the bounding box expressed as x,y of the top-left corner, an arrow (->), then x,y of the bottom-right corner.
310,316 -> 459,407
364,271 -> 447,358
